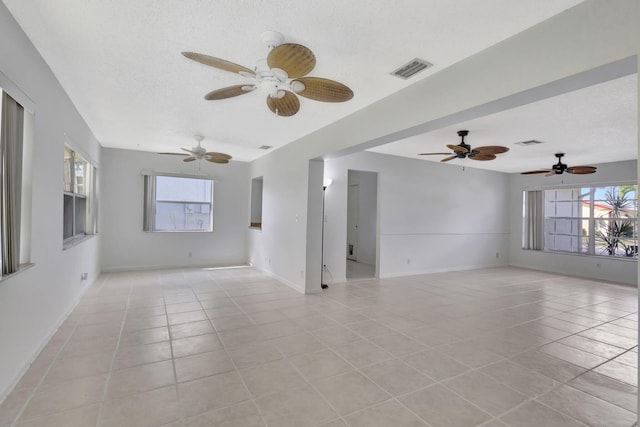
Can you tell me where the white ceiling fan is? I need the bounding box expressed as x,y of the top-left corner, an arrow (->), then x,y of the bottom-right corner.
159,135 -> 232,164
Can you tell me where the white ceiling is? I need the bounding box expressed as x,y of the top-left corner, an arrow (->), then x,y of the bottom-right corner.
369,74 -> 638,173
2,0 -> 590,162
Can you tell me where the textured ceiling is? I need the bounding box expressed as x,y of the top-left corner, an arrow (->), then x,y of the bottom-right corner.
369,74 -> 638,173
2,0 -> 587,162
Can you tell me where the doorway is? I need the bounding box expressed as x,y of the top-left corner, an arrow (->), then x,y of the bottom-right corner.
346,170 -> 377,279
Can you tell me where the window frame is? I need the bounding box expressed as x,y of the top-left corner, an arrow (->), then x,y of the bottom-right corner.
524,182 -> 638,260
63,144 -> 97,248
143,173 -> 215,233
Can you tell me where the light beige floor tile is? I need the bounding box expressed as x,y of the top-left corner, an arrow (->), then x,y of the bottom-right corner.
171,333 -> 223,358
269,332 -> 326,356
183,400 -> 264,427
479,360 -> 560,397
593,360 -> 638,387
399,384 -> 491,427
120,326 -> 169,347
255,384 -> 337,427
331,340 -> 394,368
578,329 -> 637,349
0,387 -> 32,425
61,335 -> 118,359
568,371 -> 637,414
344,400 -> 427,427
21,374 -> 107,421
558,335 -> 627,359
614,350 -> 637,368
227,342 -> 283,369
438,341 -> 504,368
167,310 -> 208,326
107,360 -> 175,398
122,314 -> 168,333
179,371 -> 251,418
166,302 -> 202,314
42,352 -> 112,386
318,419 -> 348,427
312,325 -> 361,347
538,384 -> 636,427
443,371 -> 527,416
71,322 -> 122,340
538,342 -> 608,369
174,350 -> 234,383
168,320 -> 215,339
101,385 -> 180,427
289,349 -> 352,380
511,350 -> 586,382
368,332 -> 426,357
248,309 -> 289,325
480,420 -> 509,427
17,403 -> 99,427
595,323 -> 638,340
403,349 -> 470,381
500,400 -> 585,427
211,314 -> 254,332
239,359 -> 305,397
312,371 -> 390,416
113,340 -> 172,370
404,326 -> 461,347
360,359 -> 433,396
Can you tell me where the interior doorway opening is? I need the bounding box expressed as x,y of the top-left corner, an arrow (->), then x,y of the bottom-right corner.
346,170 -> 378,279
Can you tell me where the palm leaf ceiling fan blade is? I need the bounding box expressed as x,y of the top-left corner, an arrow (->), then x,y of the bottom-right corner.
440,155 -> 458,162
208,158 -> 230,164
469,153 -> 497,161
567,166 -> 597,174
267,43 -> 316,78
183,157 -> 197,162
206,152 -> 232,160
158,152 -> 188,156
292,77 -> 354,102
181,52 -> 255,76
266,91 -> 300,117
474,145 -> 509,155
521,154 -> 597,176
205,85 -> 256,100
521,170 -> 552,175
419,152 -> 453,156
447,144 -> 469,153
181,147 -> 195,154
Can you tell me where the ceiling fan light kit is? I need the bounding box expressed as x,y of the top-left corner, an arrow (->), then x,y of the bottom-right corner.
419,130 -> 509,162
521,153 -> 597,176
182,31 -> 354,117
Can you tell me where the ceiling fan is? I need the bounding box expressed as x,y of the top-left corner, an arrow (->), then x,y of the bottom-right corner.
182,31 -> 354,117
419,130 -> 509,162
521,153 -> 597,176
159,135 -> 232,164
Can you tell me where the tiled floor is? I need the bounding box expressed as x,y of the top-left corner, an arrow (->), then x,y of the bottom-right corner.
0,266 -> 637,426
345,260 -> 375,280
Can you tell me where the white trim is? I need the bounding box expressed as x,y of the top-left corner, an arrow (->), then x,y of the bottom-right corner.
249,263 -> 306,294
0,70 -> 36,113
140,169 -> 223,181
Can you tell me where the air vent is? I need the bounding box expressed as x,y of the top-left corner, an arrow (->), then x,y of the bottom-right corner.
391,59 -> 433,79
258,145 -> 272,150
515,140 -> 544,146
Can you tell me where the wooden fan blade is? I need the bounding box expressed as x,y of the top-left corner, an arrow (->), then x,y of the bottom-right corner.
545,171 -> 557,176
207,158 -> 229,164
267,43 -> 316,78
206,152 -> 232,160
474,145 -> 509,155
447,144 -> 469,153
419,152 -> 453,156
183,157 -> 197,162
181,147 -> 195,154
181,52 -> 255,76
469,154 -> 497,161
266,92 -> 300,117
205,85 -> 256,100
567,166 -> 597,174
440,156 -> 458,162
157,152 -> 188,156
292,77 -> 353,102
521,170 -> 552,175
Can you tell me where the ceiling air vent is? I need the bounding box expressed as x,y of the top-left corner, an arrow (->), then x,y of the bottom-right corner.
391,59 -> 433,79
515,140 -> 544,146
258,145 -> 272,150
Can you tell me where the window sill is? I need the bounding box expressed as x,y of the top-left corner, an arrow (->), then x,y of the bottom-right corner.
0,263 -> 35,283
63,234 -> 97,250
525,248 -> 638,262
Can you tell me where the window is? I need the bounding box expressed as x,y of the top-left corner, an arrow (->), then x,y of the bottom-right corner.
250,176 -> 263,228
143,174 -> 213,232
525,185 -> 638,258
63,145 -> 97,247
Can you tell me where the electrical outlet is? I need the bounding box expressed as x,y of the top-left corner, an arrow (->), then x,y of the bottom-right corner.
81,272 -> 88,281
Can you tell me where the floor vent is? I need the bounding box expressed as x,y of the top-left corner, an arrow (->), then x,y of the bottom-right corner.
391,59 -> 432,79
515,140 -> 544,146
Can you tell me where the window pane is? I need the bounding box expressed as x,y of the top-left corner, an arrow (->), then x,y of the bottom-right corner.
64,146 -> 73,192
74,196 -> 86,235
63,194 -> 73,239
156,176 -> 212,202
74,155 -> 88,195
155,202 -> 211,231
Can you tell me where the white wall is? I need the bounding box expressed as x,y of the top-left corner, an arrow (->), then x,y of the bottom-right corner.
347,170 -> 377,266
247,0 -> 639,293
509,159 -> 638,285
0,3 -> 102,399
324,151 -> 510,282
100,148 -> 249,271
